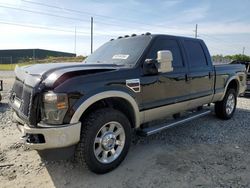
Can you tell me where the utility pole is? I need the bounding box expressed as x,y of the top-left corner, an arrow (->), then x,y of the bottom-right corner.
242,47 -> 245,55
74,26 -> 76,55
195,24 -> 198,38
32,49 -> 35,60
91,17 -> 93,54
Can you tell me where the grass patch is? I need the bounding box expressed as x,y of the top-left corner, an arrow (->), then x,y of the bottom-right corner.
0,63 -> 30,70
0,56 -> 86,70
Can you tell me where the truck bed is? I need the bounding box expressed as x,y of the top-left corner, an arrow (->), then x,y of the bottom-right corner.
214,63 -> 247,98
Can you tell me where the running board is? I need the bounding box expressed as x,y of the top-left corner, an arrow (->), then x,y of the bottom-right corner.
137,109 -> 211,136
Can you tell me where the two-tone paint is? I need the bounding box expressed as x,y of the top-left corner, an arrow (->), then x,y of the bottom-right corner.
9,34 -> 247,150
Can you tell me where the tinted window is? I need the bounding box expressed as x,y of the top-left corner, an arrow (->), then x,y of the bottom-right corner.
146,38 -> 183,67
84,36 -> 151,67
183,40 -> 207,68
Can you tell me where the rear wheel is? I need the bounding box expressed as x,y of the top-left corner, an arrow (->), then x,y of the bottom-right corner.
215,89 -> 237,120
75,108 -> 131,174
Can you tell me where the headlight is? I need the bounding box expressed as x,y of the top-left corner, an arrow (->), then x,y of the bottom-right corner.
41,92 -> 68,125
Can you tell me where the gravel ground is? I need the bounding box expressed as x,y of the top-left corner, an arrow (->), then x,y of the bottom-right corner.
1,71 -> 250,188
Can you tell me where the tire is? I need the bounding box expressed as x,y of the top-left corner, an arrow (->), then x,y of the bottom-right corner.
75,108 -> 131,174
215,89 -> 237,120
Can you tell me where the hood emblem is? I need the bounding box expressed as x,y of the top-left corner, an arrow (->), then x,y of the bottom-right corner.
126,79 -> 140,93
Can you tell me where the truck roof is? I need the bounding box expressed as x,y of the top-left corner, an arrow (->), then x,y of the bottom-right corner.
112,33 -> 204,42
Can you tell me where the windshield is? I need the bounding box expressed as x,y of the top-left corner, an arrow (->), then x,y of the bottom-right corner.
84,36 -> 151,67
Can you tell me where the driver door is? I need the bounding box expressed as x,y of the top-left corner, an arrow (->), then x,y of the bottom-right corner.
140,36 -> 188,117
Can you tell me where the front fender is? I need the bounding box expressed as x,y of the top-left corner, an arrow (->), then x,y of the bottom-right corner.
70,90 -> 141,128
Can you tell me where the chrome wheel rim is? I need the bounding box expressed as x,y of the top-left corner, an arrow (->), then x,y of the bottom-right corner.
93,121 -> 125,164
226,93 -> 235,115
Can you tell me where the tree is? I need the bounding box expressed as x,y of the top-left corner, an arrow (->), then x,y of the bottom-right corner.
212,54 -> 250,63
229,54 -> 250,62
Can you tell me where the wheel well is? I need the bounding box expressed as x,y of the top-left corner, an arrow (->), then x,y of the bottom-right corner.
79,97 -> 136,128
227,79 -> 239,95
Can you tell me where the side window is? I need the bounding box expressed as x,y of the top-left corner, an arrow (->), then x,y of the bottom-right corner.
146,38 -> 184,68
183,40 -> 207,68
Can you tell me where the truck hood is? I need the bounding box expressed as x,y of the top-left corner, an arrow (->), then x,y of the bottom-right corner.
15,62 -> 120,87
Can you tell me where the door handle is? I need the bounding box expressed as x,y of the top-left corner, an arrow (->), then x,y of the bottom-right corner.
185,74 -> 191,82
208,72 -> 212,79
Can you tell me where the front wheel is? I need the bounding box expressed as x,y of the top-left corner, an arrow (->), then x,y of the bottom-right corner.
215,89 -> 237,120
75,108 -> 131,174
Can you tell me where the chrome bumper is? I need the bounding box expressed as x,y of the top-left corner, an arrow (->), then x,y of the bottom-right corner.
13,113 -> 81,150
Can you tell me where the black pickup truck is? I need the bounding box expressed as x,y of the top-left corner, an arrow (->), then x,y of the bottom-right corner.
9,33 -> 247,173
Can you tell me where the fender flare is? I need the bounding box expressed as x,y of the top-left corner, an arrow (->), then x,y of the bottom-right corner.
219,76 -> 240,100
70,90 -> 141,128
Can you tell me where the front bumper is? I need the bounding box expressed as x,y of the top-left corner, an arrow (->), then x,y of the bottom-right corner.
13,113 -> 81,150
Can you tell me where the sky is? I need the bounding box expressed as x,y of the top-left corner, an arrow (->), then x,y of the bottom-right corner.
0,0 -> 250,56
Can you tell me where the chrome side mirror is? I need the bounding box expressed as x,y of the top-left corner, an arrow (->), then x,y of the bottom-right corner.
157,50 -> 173,73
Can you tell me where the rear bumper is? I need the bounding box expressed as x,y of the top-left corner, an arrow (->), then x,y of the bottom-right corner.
13,112 -> 81,150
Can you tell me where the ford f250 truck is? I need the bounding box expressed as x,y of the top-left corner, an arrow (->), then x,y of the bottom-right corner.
9,33 -> 247,174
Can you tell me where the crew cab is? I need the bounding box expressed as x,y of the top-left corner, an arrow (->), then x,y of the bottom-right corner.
9,33 -> 247,173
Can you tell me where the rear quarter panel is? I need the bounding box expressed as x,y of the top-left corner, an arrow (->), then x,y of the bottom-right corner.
213,64 -> 246,101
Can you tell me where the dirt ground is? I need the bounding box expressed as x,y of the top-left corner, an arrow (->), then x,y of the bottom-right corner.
1,71 -> 250,188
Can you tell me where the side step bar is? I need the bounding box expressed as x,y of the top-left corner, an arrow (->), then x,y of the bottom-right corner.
137,109 -> 211,136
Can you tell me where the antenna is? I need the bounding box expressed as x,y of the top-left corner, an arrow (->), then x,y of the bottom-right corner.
195,24 -> 198,38
91,17 -> 93,54
242,47 -> 245,55
74,26 -> 76,55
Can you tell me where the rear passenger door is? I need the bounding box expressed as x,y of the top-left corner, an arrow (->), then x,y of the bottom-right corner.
182,39 -> 214,101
